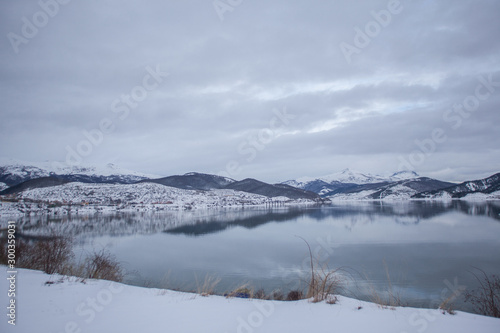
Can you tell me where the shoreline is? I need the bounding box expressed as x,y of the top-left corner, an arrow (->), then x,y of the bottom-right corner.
1,267 -> 499,333
1,197 -> 499,218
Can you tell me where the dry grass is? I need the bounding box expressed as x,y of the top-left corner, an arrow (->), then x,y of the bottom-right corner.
439,294 -> 457,315
366,261 -> 405,309
225,283 -> 253,298
195,274 -> 221,296
307,264 -> 343,303
295,236 -> 344,303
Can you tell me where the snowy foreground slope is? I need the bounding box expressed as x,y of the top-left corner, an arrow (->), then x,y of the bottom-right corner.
1,269 -> 499,333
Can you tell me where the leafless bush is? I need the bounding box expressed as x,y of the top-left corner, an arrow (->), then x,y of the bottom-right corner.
271,289 -> 284,301
1,236 -> 124,283
286,290 -> 304,301
84,249 -> 123,282
254,288 -> 269,300
16,237 -> 74,274
465,268 -> 500,318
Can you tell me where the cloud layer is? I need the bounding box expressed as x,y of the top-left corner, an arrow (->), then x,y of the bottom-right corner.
1,0 -> 499,182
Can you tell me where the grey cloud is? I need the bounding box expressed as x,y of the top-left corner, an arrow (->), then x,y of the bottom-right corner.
1,0 -> 499,182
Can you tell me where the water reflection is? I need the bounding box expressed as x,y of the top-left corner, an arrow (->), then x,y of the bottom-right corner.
2,200 -> 500,312
5,200 -> 499,239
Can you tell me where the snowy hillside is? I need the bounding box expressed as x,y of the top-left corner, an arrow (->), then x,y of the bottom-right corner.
0,182 -> 314,216
0,182 -> 7,191
1,268 -> 499,333
415,173 -> 500,200
327,178 -> 455,201
0,159 -> 158,186
15,182 -> 275,206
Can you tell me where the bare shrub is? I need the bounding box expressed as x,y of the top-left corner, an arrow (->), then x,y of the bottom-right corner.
286,290 -> 304,301
465,269 -> 500,318
271,289 -> 284,301
1,236 -> 125,283
326,294 -> 338,305
84,249 -> 123,282
254,289 -> 269,300
17,237 -> 74,274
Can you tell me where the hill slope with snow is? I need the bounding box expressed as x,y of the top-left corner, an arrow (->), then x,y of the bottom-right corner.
327,177 -> 455,201
415,173 -> 500,200
0,182 -> 316,216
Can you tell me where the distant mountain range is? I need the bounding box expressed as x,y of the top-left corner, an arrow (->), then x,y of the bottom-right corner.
0,159 -> 155,187
283,169 -> 500,200
0,161 -> 322,201
282,169 -> 421,196
414,173 -> 500,200
0,161 -> 499,202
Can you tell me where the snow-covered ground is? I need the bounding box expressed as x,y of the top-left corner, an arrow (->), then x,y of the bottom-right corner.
0,182 -> 8,192
462,191 -> 500,200
419,190 -> 500,201
0,182 -> 315,216
1,268 -> 498,333
328,188 -> 500,201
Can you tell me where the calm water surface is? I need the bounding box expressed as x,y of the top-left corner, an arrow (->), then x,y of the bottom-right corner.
14,201 -> 500,312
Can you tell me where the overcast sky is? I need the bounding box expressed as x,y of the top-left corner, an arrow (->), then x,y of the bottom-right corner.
1,0 -> 499,183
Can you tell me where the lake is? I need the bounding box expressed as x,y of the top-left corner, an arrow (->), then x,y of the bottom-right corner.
13,200 -> 500,312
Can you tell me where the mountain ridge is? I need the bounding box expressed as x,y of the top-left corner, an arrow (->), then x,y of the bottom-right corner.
0,160 -> 157,187
414,173 -> 500,199
0,161 -> 498,202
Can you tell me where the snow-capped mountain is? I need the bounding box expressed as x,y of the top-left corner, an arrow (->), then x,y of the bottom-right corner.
0,159 -> 158,187
327,177 -> 455,200
282,169 -> 420,196
285,169 -> 419,187
415,173 -> 500,200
